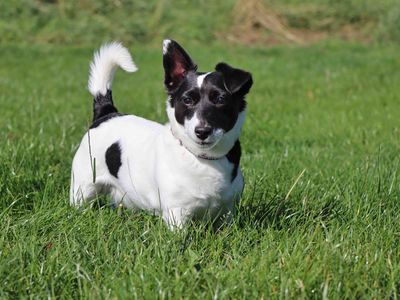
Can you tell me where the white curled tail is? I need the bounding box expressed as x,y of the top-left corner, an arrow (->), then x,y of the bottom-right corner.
88,42 -> 137,97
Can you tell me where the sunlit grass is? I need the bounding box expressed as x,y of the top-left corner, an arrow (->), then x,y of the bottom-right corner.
0,41 -> 399,298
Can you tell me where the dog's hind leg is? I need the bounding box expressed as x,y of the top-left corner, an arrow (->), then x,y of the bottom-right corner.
69,169 -> 101,206
109,188 -> 126,208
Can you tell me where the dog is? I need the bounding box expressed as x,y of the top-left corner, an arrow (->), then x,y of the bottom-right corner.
70,40 -> 253,229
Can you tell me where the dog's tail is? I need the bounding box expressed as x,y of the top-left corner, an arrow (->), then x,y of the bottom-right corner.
88,42 -> 137,122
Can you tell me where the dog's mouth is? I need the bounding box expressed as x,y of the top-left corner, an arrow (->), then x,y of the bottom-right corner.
197,141 -> 213,146
193,137 -> 222,149
190,129 -> 224,149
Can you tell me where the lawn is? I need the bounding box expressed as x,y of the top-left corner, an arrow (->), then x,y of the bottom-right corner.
1,41 -> 400,298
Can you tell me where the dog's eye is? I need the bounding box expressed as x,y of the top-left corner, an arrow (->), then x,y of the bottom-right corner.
182,97 -> 194,106
215,95 -> 225,104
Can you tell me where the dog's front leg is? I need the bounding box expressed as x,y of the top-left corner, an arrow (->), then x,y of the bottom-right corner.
162,207 -> 189,230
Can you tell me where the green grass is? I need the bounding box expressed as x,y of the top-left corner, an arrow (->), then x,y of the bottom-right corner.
0,0 -> 236,45
1,41 -> 400,298
1,0 -> 400,46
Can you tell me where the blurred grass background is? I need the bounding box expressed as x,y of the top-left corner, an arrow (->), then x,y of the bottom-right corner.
1,0 -> 399,46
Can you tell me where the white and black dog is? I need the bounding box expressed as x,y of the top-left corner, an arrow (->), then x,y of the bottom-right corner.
70,40 -> 253,229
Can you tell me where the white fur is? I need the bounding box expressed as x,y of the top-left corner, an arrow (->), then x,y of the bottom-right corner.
71,43 -> 245,229
197,72 -> 210,87
88,42 -> 137,96
162,39 -> 171,55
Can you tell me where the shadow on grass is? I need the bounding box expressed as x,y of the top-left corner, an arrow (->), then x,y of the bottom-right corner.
236,195 -> 345,230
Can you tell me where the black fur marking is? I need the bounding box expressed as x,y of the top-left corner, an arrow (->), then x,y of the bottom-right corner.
169,71 -> 199,122
215,63 -> 253,96
93,89 -> 118,121
226,140 -> 241,182
105,142 -> 122,178
90,89 -> 124,129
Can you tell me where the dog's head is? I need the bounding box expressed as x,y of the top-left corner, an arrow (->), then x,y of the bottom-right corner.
163,39 -> 253,158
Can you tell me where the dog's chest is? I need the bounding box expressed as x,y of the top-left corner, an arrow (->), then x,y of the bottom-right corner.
157,142 -> 242,215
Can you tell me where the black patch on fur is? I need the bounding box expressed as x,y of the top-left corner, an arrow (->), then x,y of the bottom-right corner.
215,63 -> 253,96
93,89 -> 118,121
90,89 -> 123,128
105,141 -> 122,178
226,140 -> 241,181
169,71 -> 199,122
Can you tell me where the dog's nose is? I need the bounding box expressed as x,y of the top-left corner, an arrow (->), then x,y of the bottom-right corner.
195,125 -> 212,140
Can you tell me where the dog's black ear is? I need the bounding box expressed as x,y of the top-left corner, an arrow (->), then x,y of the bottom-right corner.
163,39 -> 197,91
215,63 -> 253,95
